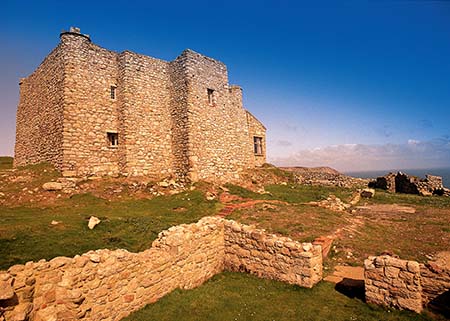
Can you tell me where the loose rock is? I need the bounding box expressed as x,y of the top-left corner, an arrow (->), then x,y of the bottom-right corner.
42,182 -> 63,191
88,216 -> 101,230
361,188 -> 375,198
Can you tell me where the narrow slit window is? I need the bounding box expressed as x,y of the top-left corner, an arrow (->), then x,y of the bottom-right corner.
253,136 -> 263,155
207,88 -> 215,105
107,132 -> 119,147
110,86 -> 117,99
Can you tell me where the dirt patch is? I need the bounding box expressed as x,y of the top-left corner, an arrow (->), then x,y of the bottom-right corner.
324,265 -> 364,283
355,204 -> 416,214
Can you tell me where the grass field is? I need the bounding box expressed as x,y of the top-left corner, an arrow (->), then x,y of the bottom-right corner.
0,191 -> 219,269
123,272 -> 438,321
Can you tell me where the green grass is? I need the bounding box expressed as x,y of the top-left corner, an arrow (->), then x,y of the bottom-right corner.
265,184 -> 354,203
368,189 -> 450,208
122,272 -> 435,321
228,203 -> 346,243
0,156 -> 13,170
0,191 -> 219,269
225,183 -> 354,204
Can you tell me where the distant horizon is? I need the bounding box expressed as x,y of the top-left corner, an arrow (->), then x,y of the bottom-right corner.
2,153 -> 449,174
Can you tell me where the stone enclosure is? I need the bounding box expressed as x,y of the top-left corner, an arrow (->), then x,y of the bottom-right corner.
0,217 -> 322,321
14,27 -> 266,183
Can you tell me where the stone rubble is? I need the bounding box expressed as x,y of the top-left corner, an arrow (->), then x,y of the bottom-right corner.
281,167 -> 369,188
308,195 -> 351,212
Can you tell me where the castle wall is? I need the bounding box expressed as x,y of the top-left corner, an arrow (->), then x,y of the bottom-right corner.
181,50 -> 254,182
168,55 -> 192,180
118,51 -> 174,177
14,29 -> 267,181
246,111 -> 267,167
0,217 -> 322,321
61,33 -> 120,176
14,45 -> 65,169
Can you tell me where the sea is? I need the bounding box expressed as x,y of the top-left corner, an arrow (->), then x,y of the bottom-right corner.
344,168 -> 450,188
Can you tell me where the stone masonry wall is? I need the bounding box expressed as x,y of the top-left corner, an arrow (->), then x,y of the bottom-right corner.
224,220 -> 322,288
420,261 -> 450,306
0,217 -> 225,321
364,256 -> 422,313
364,255 -> 450,314
14,44 -> 65,170
0,217 -> 322,321
168,54 -> 191,180
180,50 -> 256,182
246,111 -> 267,167
117,51 -> 174,177
61,33 -> 120,177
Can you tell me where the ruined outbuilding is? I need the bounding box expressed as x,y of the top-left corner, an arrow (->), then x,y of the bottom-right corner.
14,27 -> 266,182
369,172 -> 449,196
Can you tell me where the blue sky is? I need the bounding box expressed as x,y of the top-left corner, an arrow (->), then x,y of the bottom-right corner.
1,0 -> 449,171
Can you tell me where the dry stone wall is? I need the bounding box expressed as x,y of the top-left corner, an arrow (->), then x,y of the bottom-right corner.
420,261 -> 450,306
364,255 -> 422,313
224,220 -> 323,288
15,28 -> 266,182
365,254 -> 450,314
0,217 -> 322,321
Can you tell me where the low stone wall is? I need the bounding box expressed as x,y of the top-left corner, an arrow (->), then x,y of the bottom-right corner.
420,261 -> 450,306
224,220 -> 322,288
364,256 -> 422,313
364,254 -> 450,314
0,217 -> 323,321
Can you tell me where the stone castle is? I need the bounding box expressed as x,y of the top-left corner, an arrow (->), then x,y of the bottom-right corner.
14,27 -> 266,182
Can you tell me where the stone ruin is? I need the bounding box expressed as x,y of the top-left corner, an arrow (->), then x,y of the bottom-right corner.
369,172 -> 449,196
0,217 -> 322,321
365,253 -> 450,316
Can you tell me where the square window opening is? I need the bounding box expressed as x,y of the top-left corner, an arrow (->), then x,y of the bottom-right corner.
107,132 -> 119,147
253,136 -> 263,155
110,86 -> 117,100
207,88 -> 215,105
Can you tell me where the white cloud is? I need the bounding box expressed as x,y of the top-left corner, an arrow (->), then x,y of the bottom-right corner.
269,138 -> 450,172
